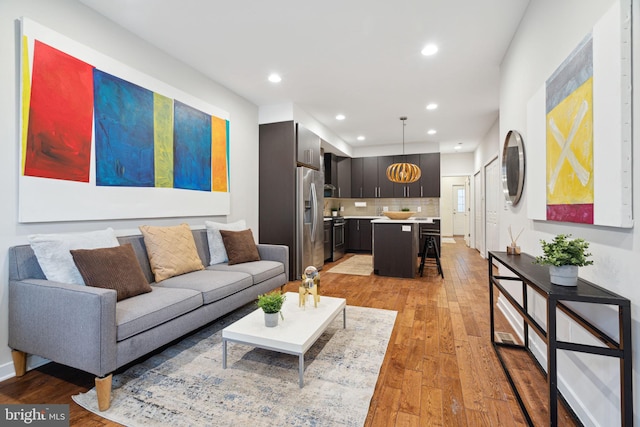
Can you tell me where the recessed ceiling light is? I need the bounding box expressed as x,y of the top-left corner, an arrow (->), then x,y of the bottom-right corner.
427,129 -> 437,135
454,143 -> 462,150
421,44 -> 438,56
357,136 -> 365,141
336,114 -> 346,121
426,103 -> 438,110
268,73 -> 281,83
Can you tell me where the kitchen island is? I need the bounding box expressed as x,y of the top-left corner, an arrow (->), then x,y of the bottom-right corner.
371,217 -> 440,278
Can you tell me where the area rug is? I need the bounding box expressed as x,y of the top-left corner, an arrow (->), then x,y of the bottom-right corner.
73,303 -> 397,427
442,237 -> 456,244
326,255 -> 373,276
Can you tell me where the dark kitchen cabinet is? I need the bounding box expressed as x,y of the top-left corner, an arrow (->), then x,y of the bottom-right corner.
352,156 -> 394,198
335,156 -> 351,198
324,220 -> 332,261
325,153 -> 351,198
347,219 -> 372,252
296,123 -> 321,170
258,121 -> 297,278
420,153 -> 441,197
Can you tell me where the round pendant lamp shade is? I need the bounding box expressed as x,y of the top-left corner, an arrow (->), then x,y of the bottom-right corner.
386,162 -> 421,183
386,117 -> 422,184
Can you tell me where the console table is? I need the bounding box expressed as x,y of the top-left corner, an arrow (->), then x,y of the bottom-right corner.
488,251 -> 632,426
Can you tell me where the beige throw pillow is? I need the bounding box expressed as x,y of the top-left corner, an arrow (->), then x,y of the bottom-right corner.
139,223 -> 204,282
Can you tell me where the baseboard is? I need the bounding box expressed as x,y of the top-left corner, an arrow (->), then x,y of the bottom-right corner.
0,355 -> 50,382
497,298 -> 599,426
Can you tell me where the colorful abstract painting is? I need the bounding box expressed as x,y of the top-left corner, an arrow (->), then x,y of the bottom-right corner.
23,40 -> 94,182
19,18 -> 231,222
545,34 -> 594,224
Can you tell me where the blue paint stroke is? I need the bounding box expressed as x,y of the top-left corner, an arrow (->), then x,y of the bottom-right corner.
93,69 -> 155,186
174,101 -> 211,191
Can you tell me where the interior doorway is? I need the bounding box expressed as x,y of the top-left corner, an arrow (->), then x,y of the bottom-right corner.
440,175 -> 470,245
452,184 -> 466,236
484,157 -> 500,256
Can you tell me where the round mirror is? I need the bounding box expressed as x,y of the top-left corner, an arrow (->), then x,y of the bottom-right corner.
501,130 -> 525,206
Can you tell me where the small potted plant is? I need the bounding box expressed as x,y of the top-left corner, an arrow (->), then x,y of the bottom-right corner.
257,291 -> 286,327
533,234 -> 593,286
331,207 -> 339,217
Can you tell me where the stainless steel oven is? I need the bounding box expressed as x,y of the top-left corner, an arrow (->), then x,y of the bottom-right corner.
332,217 -> 345,261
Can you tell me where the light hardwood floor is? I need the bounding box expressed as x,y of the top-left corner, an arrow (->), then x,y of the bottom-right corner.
0,239 -> 579,426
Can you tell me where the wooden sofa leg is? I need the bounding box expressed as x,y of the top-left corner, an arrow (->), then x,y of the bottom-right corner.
95,374 -> 112,411
11,350 -> 27,377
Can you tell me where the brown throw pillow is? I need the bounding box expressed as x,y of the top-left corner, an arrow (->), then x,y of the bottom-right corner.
70,244 -> 152,301
220,229 -> 260,265
139,223 -> 205,282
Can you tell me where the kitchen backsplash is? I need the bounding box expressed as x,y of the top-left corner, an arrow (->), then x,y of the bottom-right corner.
324,197 -> 440,217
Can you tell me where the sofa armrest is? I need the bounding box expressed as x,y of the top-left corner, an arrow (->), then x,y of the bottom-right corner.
8,279 -> 117,377
257,244 -> 289,282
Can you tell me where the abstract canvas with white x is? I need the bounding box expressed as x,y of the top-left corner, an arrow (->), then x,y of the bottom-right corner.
526,0 -> 632,228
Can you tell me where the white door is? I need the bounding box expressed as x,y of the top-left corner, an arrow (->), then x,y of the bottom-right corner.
485,157 -> 500,255
452,184 -> 466,236
474,171 -> 484,254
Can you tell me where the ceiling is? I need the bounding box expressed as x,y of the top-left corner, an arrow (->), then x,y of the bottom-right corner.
78,0 -> 530,155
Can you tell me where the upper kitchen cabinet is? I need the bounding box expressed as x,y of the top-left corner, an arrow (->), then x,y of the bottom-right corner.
352,156 -> 394,198
296,123 -> 321,170
420,153 -> 441,197
324,153 -> 351,198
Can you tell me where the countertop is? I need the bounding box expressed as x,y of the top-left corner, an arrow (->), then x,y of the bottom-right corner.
371,217 -> 439,224
324,215 -> 440,223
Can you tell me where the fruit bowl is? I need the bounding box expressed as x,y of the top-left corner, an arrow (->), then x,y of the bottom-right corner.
382,211 -> 415,220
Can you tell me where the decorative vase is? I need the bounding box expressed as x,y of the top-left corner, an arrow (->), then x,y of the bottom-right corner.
549,265 -> 579,286
264,312 -> 279,327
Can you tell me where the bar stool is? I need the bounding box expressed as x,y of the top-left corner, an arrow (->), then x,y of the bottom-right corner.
419,232 -> 443,278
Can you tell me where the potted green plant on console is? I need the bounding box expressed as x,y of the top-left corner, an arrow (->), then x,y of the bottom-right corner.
533,234 -> 593,286
257,291 -> 286,327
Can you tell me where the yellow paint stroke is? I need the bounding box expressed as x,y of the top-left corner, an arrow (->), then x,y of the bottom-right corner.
153,93 -> 174,187
21,35 -> 31,174
546,77 -> 594,205
211,116 -> 228,192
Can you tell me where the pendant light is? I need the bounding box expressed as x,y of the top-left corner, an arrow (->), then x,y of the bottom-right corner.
386,116 -> 421,183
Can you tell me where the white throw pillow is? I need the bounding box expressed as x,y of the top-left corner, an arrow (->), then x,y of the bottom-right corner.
28,228 -> 120,285
205,220 -> 247,265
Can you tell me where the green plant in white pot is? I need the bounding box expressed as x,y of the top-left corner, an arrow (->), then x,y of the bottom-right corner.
533,234 -> 593,286
257,291 -> 286,327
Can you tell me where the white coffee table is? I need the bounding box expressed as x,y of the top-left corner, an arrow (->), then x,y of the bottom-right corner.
222,292 -> 346,387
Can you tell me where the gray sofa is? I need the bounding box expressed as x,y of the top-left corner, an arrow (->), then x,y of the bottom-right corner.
8,228 -> 288,410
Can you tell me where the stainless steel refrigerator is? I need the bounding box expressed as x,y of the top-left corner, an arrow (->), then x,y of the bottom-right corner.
296,166 -> 324,278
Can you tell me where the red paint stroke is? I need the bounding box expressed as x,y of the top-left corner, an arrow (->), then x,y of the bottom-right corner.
547,204 -> 594,224
24,40 -> 94,182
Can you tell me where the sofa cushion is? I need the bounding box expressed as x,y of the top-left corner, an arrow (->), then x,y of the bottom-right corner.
220,229 -> 260,265
115,286 -> 202,341
205,220 -> 246,265
139,223 -> 204,282
206,260 -> 285,285
153,270 -> 253,304
70,244 -> 152,301
27,228 -> 120,285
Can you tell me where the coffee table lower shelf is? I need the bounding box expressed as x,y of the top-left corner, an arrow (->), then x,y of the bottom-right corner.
221,292 -> 347,388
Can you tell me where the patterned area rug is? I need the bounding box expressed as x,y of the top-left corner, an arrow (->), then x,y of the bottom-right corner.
73,303 -> 396,427
326,255 -> 373,276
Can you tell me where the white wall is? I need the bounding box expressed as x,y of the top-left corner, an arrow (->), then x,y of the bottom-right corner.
0,0 -> 260,379
498,0 -> 638,425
